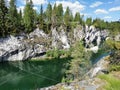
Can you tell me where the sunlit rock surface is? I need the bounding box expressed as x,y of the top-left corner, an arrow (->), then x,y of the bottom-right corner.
51,26 -> 70,49
0,28 -> 47,61
87,53 -> 110,78
0,26 -> 110,61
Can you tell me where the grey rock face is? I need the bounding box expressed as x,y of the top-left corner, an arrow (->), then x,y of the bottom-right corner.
74,25 -> 84,41
86,53 -> 110,78
0,25 -> 110,61
51,26 -> 70,49
0,28 -> 47,61
73,25 -> 109,52
84,25 -> 101,48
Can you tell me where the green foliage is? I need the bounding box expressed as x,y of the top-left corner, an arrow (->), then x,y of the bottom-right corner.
86,17 -> 92,26
51,3 -> 57,26
66,41 -> 92,80
105,39 -> 120,50
56,4 -> 63,24
46,49 -> 59,59
93,18 -> 107,29
46,3 -> 52,24
39,4 -> 44,30
99,74 -> 120,90
100,40 -> 120,72
0,0 -> 9,37
0,0 -> 120,37
74,12 -> 81,24
108,21 -> 120,35
64,7 -> 71,26
8,0 -> 20,35
109,65 -> 120,71
46,49 -> 72,59
23,0 -> 35,33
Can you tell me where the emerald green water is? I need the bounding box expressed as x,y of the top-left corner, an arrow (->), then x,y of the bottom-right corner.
0,58 -> 69,90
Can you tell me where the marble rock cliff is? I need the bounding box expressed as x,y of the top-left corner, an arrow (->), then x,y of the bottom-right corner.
0,25 -> 110,61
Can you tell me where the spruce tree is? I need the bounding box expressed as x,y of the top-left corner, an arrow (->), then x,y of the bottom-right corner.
52,3 -> 57,26
33,9 -> 38,26
8,0 -> 19,35
23,0 -> 34,33
46,3 -> 52,24
19,9 -> 22,23
74,12 -> 81,24
64,7 -> 71,26
39,4 -> 44,29
17,9 -> 24,32
0,0 -> 8,37
86,17 -> 92,26
45,3 -> 52,32
56,4 -> 63,24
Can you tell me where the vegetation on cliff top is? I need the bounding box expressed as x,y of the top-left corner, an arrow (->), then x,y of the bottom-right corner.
0,0 -> 120,37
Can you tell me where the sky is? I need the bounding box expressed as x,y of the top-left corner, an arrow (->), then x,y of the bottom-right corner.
7,0 -> 120,22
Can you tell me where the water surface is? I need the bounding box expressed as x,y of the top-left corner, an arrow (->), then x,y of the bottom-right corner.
0,58 -> 69,90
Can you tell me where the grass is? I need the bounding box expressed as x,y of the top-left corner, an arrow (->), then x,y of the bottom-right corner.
99,74 -> 120,90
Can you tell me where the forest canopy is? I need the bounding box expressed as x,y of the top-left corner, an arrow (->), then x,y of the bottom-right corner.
0,0 -> 120,37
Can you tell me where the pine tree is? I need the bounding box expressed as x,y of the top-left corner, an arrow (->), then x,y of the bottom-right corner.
23,0 -> 34,33
0,0 -> 8,37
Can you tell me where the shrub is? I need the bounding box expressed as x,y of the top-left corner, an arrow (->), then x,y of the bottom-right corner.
109,65 -> 120,71
46,48 -> 72,59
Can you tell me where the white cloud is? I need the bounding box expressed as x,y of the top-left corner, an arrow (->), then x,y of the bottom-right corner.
32,0 -> 48,5
55,1 -> 85,16
104,16 -> 112,19
109,6 -> 120,11
90,1 -> 103,8
17,6 -> 25,13
18,0 -> 47,5
17,6 -> 38,13
94,9 -> 108,14
33,7 -> 38,10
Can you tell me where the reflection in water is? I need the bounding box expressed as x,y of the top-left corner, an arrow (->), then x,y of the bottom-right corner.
0,58 -> 70,90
